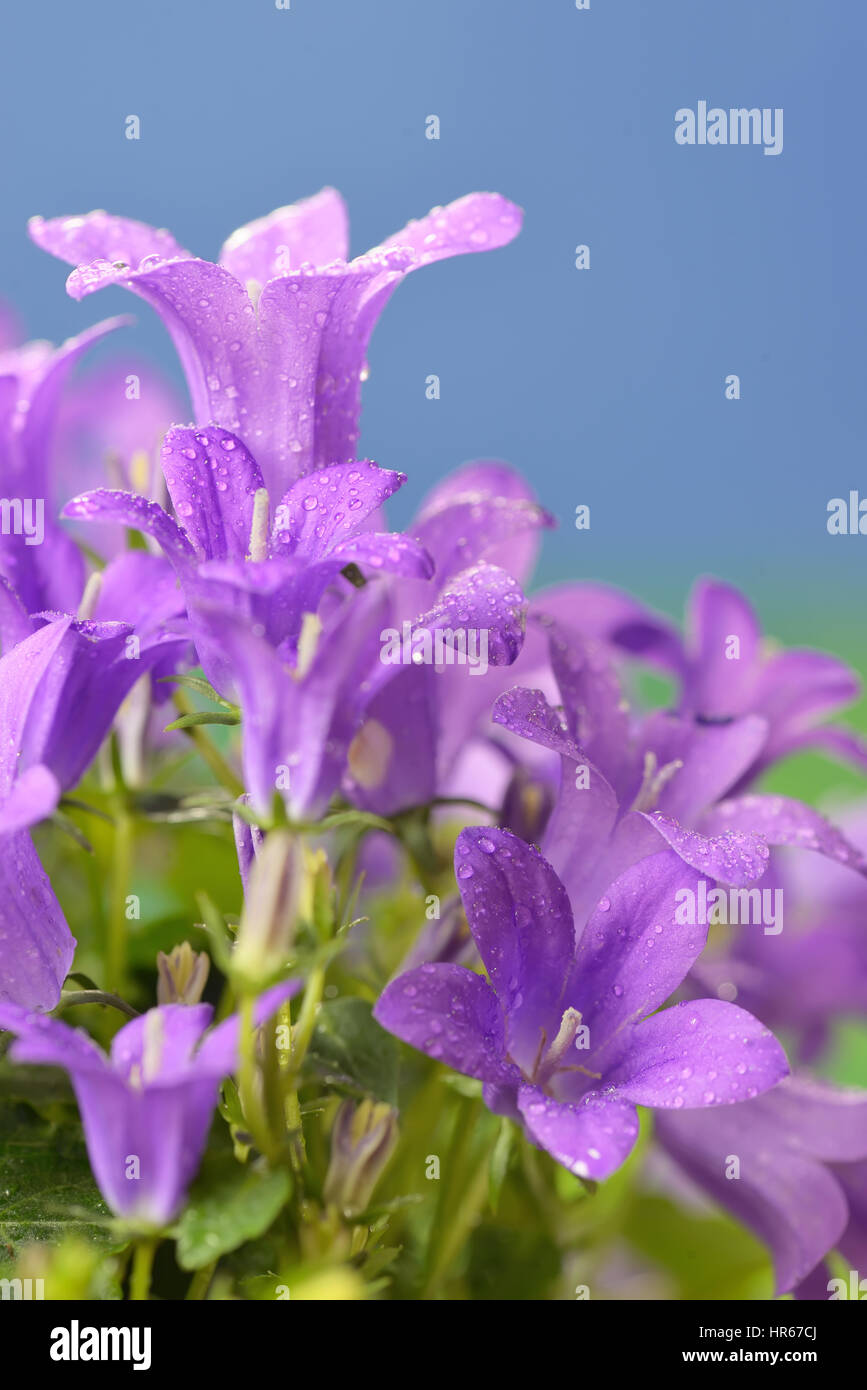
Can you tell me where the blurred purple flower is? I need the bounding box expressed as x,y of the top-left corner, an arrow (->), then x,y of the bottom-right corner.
563,576 -> 867,781
493,624 -> 867,930
0,612 -> 186,1010
0,317 -> 127,613
655,1073 -> 867,1295
342,460 -> 553,816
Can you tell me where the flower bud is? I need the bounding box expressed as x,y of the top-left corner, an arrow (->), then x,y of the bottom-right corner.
156,942 -> 210,1005
232,829 -> 303,984
323,1099 -> 399,1218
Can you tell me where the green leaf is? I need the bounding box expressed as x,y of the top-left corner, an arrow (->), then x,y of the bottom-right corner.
156,669 -> 234,706
0,1104 -> 112,1246
164,711 -> 240,732
174,1160 -> 292,1270
158,672 -> 238,710
306,998 -> 399,1104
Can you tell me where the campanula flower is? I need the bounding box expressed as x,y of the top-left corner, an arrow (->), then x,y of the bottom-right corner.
655,1074 -> 867,1295
30,190 -> 523,497
375,828 -> 788,1181
563,576 -> 867,781
0,982 -> 297,1227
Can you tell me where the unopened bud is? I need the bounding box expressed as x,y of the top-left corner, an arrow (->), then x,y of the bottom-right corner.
323,1099 -> 399,1218
233,829 -> 302,984
156,941 -> 210,1005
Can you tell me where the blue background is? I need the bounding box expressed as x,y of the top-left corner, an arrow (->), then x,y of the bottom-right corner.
2,0 -> 864,630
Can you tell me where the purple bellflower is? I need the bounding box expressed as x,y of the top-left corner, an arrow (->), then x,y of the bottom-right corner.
491,623 -> 867,931
30,190 -> 523,498
375,827 -> 788,1182
0,316 -> 129,614
688,812 -> 867,1063
0,982 -> 297,1227
63,430 -> 432,695
655,1074 -> 867,1295
0,612 -> 187,1010
181,463 -> 546,822
561,576 -> 867,782
341,459 -> 554,816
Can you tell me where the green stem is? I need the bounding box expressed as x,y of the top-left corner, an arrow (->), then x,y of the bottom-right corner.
238,992 -> 278,1161
129,1236 -> 159,1301
281,966 -> 326,1167
108,808 -> 134,995
172,692 -> 244,798
186,1260 -> 217,1301
286,966 -> 326,1081
423,1094 -> 498,1298
58,990 -> 139,1020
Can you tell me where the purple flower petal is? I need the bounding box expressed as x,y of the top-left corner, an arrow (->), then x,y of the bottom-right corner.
63,489 -> 197,571
196,981 -> 301,1075
545,624 -> 632,793
380,192 -> 523,262
110,1004 -> 214,1082
701,794 -> 867,876
331,531 -> 434,581
409,459 -> 554,587
411,562 -> 526,667
656,1075 -> 867,1293
373,962 -> 517,1084
455,827 -> 575,1074
344,665 -> 439,815
218,188 -> 349,283
161,426 -> 265,562
311,193 -> 523,473
28,210 -> 189,271
492,685 -> 581,760
0,1000 -> 105,1070
200,594 -> 383,818
272,461 -> 407,561
0,832 -> 76,1010
567,852 -> 712,1048
0,765 -> 61,833
537,581 -> 686,674
637,810 -> 770,886
682,578 -> 762,718
517,1084 -> 640,1180
606,998 -> 788,1107
753,648 -> 860,740
640,711 -> 769,823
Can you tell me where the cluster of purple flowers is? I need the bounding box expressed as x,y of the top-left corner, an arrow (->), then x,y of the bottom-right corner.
0,188 -> 865,1298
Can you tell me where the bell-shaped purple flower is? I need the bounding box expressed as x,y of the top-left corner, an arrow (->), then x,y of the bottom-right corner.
30,189 -> 523,497
0,983 -> 297,1227
655,1073 -> 867,1295
375,828 -> 788,1182
559,575 -> 867,782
